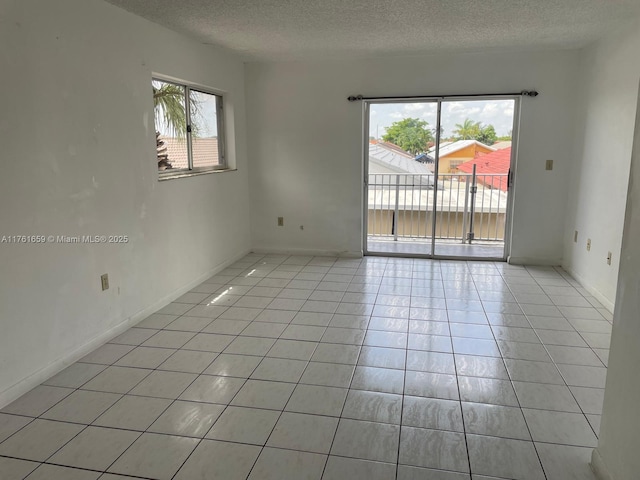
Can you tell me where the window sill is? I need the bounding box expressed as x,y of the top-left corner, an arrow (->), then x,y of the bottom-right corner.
158,168 -> 237,181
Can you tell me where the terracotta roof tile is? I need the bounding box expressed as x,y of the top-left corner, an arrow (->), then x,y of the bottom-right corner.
160,136 -> 219,169
457,147 -> 511,191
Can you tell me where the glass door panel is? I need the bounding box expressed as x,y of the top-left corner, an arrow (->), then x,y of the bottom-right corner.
365,100 -> 439,256
433,98 -> 516,259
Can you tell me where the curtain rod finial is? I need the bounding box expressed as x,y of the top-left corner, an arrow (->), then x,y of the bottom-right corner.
348,95 -> 363,102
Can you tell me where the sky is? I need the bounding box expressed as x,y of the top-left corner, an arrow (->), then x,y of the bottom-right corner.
369,99 -> 515,140
191,90 -> 218,137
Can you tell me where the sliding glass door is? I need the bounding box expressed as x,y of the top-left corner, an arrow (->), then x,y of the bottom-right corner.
364,96 -> 518,260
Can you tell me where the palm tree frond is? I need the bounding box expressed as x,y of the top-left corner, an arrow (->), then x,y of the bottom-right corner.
153,81 -> 187,138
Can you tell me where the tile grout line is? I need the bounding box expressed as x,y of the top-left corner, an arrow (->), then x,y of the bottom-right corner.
78,323 -> 216,479
519,269 -> 604,440
43,253 -> 285,478
393,259 -> 416,480
0,346 -> 160,474
501,266 -> 587,480
317,255 -> 382,480
449,260 -> 474,478
168,252 -> 284,480
204,254 -> 329,479
242,254 -> 338,480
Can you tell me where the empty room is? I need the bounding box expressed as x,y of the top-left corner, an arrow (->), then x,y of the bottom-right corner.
1,0 -> 640,479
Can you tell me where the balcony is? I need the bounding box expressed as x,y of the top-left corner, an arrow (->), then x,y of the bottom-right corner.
367,173 -> 509,258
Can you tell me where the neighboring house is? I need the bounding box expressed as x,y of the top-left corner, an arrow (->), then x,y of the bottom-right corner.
430,141 -> 453,151
369,141 -> 437,188
373,141 -> 414,157
414,152 -> 435,164
492,140 -> 512,150
368,141 -> 508,240
456,147 -> 512,191
428,140 -> 495,174
161,136 -> 219,169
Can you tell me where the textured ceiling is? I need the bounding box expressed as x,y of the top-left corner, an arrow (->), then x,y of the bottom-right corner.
105,0 -> 640,61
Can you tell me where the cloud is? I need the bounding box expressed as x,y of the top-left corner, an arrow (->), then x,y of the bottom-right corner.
420,111 -> 437,121
405,103 -> 426,111
446,102 -> 465,112
482,103 -> 499,114
389,112 -> 406,119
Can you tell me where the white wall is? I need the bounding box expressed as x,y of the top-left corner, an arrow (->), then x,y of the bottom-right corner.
592,80 -> 640,480
245,50 -> 579,259
563,22 -> 640,310
0,0 -> 251,405
578,20 -> 640,480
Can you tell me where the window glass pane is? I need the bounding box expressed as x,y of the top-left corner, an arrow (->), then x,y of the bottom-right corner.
152,79 -> 188,171
190,89 -> 221,168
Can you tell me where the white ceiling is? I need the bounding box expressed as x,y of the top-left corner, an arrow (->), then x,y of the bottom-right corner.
105,0 -> 640,61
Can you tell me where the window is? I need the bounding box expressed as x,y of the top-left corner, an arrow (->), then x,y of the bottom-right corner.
153,78 -> 226,176
449,160 -> 464,172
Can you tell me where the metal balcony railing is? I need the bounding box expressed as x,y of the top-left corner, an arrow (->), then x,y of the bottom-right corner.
367,172 -> 508,243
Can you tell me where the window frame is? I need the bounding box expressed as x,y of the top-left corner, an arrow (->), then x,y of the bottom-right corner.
153,76 -> 227,179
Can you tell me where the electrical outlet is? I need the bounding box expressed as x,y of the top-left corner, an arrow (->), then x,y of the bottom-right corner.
586,239 -> 591,252
574,230 -> 578,243
101,273 -> 109,291
545,159 -> 554,170
277,217 -> 284,226
607,251 -> 612,265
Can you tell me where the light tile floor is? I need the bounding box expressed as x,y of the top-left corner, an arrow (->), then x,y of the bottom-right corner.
0,254 -> 611,480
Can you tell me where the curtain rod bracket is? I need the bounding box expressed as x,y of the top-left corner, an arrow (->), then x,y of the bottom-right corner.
347,95 -> 363,102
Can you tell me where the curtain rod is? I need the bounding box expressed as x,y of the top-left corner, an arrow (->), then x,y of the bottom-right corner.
347,90 -> 538,102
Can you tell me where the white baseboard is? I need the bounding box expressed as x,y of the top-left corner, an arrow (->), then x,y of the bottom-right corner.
591,448 -> 614,480
251,247 -> 363,258
562,266 -> 615,313
507,256 -> 562,266
0,248 -> 251,409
